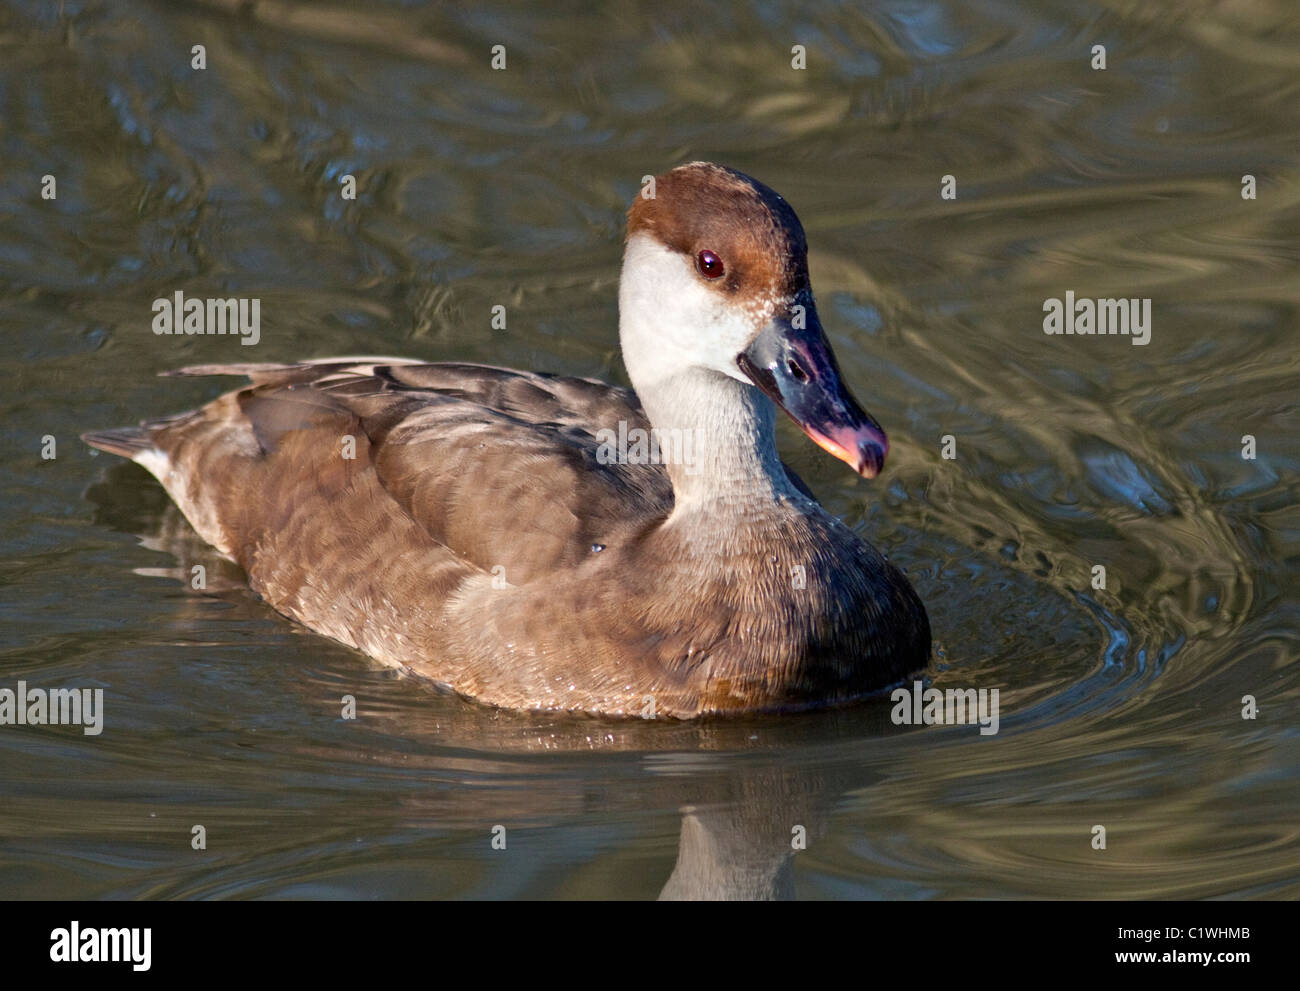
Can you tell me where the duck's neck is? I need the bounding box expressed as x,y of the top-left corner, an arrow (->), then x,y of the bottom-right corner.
632,367 -> 802,513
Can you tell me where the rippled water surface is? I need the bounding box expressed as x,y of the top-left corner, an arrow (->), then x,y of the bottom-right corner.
1,0 -> 1298,898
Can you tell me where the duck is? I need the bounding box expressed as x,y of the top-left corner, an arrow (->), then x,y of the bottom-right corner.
84,162 -> 930,718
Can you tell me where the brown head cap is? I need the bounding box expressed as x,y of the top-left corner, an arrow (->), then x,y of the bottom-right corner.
627,163 -> 810,303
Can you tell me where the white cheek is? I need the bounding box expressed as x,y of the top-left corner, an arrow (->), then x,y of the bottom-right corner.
619,234 -> 762,387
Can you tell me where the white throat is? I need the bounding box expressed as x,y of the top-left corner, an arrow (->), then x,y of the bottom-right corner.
618,233 -> 799,508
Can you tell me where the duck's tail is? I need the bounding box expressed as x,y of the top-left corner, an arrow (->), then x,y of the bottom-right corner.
81,426 -> 154,459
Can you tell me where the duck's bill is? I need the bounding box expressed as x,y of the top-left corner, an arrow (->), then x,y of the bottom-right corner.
737,311 -> 889,478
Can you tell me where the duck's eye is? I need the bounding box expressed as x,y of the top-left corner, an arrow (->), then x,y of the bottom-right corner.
696,249 -> 725,279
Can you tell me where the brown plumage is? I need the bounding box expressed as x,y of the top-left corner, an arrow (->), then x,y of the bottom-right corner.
85,164 -> 930,717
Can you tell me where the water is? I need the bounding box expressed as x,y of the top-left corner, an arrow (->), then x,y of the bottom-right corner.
1,0 -> 1298,898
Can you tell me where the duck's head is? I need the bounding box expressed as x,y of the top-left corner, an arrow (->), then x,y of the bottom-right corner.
619,162 -> 889,478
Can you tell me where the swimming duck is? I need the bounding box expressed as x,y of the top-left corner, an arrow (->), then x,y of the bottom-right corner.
85,162 -> 930,717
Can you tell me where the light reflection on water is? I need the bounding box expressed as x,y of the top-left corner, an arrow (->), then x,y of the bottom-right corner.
0,0 -> 1297,898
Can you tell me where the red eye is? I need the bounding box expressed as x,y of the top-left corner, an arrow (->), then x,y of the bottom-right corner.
696,249 -> 725,279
